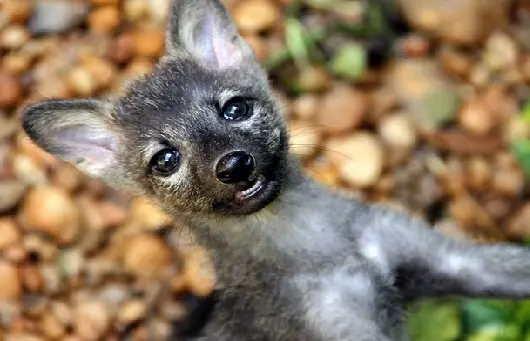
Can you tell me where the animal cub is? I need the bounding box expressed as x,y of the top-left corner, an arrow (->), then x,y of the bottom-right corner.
22,0 -> 530,340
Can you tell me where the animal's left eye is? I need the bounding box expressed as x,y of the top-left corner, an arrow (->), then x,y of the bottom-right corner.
150,148 -> 180,176
220,98 -> 251,121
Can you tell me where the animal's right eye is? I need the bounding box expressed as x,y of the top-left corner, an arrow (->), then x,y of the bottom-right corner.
150,148 -> 180,176
220,98 -> 251,121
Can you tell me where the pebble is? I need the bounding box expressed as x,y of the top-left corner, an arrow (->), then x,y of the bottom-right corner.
317,84 -> 368,134
50,163 -> 84,193
2,53 -> 33,74
124,58 -> 154,79
291,94 -> 320,120
492,167 -> 524,197
465,156 -> 492,191
59,248 -> 84,280
0,218 -> 21,251
458,98 -> 496,136
0,180 -> 26,214
233,0 -> 281,33
369,87 -> 398,122
469,62 -> 491,87
20,186 -> 80,245
508,204 -> 530,238
24,234 -> 58,263
3,0 -> 33,24
398,34 -> 430,58
398,0 -> 514,45
0,115 -> 18,141
179,247 -> 216,297
123,0 -> 149,22
288,120 -> 323,159
67,66 -> 98,97
325,132 -> 385,188
439,46 -> 473,78
20,264 -> 43,293
504,116 -> 530,142
0,261 -> 21,301
448,196 -> 478,228
15,134 -> 57,168
117,299 -> 146,326
484,31 -> 519,72
92,0 -> 120,6
108,33 -> 135,64
74,300 -> 110,341
35,77 -> 73,99
522,56 -> 530,82
378,113 -> 417,151
87,6 -> 121,33
0,25 -> 31,50
98,201 -> 128,228
133,30 -> 165,58
129,197 -> 172,230
12,153 -> 48,186
146,0 -> 171,23
295,65 -> 333,93
386,59 -> 460,132
81,56 -> 116,90
40,313 -> 65,339
5,334 -> 44,341
0,71 -> 23,109
244,35 -> 269,61
28,1 -> 89,35
123,233 -> 173,278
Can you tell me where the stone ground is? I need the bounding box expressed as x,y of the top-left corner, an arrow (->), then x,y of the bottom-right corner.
0,0 -> 529,340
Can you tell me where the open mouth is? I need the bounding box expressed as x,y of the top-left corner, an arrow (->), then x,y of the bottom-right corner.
235,175 -> 269,201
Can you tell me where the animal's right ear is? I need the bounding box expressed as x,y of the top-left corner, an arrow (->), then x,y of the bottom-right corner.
165,0 -> 254,70
22,99 -> 124,184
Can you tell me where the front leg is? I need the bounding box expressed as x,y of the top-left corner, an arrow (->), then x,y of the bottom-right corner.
356,205 -> 530,301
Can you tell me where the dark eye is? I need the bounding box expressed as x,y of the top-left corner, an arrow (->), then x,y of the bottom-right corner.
151,148 -> 180,175
221,98 -> 251,121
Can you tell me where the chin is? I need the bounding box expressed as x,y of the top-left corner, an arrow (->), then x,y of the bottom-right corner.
212,173 -> 283,216
213,151 -> 287,216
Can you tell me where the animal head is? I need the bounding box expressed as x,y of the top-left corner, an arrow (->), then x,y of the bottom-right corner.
22,0 -> 289,217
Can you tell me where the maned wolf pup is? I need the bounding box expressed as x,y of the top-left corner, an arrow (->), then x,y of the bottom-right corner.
22,0 -> 530,340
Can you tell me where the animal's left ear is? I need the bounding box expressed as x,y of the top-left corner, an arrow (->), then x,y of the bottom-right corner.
22,99 -> 125,184
165,0 -> 255,69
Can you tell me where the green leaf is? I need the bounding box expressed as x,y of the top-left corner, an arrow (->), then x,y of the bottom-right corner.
467,324 -> 521,341
285,18 -> 311,69
461,300 -> 516,335
521,101 -> 530,123
302,0 -> 341,10
523,329 -> 530,341
330,43 -> 367,81
421,87 -> 461,128
511,140 -> 530,178
409,300 -> 461,341
515,300 -> 530,333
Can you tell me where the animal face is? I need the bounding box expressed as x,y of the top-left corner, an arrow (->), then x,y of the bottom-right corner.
22,0 -> 289,216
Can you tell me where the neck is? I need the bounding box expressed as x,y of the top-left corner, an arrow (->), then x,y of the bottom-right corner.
184,156 -> 351,265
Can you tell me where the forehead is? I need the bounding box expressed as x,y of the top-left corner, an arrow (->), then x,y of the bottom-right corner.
119,58 -> 266,118
115,58 -> 269,142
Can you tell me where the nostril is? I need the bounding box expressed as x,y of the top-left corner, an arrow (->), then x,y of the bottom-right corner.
215,151 -> 255,184
216,170 -> 233,183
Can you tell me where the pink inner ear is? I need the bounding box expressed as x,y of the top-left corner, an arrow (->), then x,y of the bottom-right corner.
198,15 -> 243,69
213,35 -> 243,69
55,126 -> 117,167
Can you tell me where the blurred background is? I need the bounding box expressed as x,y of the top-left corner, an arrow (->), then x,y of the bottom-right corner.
0,0 -> 529,340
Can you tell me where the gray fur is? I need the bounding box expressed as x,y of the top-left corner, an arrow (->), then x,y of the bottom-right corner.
22,0 -> 530,340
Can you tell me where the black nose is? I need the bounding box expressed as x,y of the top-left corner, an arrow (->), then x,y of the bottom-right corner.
215,151 -> 255,184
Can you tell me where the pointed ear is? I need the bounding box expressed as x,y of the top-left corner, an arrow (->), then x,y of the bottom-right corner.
22,99 -> 123,182
165,0 -> 254,69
